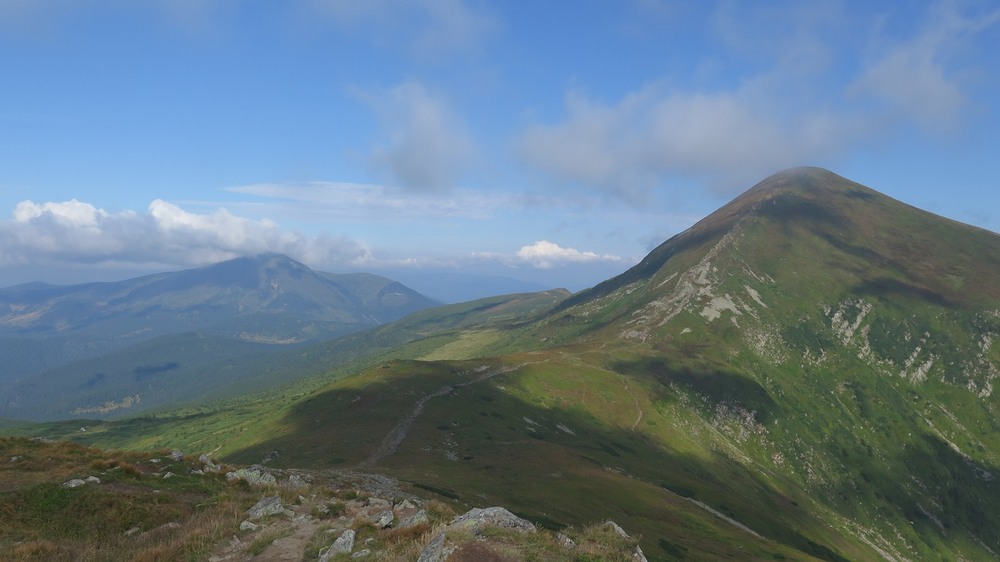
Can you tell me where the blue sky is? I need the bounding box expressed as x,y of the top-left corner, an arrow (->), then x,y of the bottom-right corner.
1,0 -> 999,292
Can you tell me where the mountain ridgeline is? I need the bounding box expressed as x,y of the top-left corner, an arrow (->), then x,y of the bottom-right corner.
0,254 -> 439,420
14,168 -> 1000,561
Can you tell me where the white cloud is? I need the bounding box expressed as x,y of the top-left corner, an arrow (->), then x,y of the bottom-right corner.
520,1 -> 999,200
513,240 -> 623,270
365,81 -> 474,191
0,198 -> 371,270
850,1 -> 1000,131
519,87 -> 862,200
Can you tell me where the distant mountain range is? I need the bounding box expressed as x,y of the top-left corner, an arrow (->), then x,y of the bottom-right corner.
0,253 -> 439,419
11,168 -> 1000,560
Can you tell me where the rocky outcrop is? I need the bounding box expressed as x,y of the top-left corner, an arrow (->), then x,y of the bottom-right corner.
246,495 -> 285,521
448,506 -> 537,535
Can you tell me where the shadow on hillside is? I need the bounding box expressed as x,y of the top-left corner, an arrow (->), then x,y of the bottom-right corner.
824,428 -> 1000,556
608,357 -> 780,424
226,360 -> 857,561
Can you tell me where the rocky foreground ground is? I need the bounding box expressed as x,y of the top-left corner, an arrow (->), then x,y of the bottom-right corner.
1,437 -> 647,561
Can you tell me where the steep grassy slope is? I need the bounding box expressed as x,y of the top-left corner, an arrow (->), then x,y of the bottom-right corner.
14,169 -> 1000,561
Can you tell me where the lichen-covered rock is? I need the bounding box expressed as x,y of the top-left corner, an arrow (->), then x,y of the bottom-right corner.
605,520 -> 630,538
199,454 -> 222,473
399,509 -> 429,528
247,496 -> 284,521
556,532 -> 576,548
416,533 -> 446,562
319,529 -> 355,561
449,507 -> 537,534
226,467 -> 277,487
371,510 -> 394,528
62,479 -> 86,488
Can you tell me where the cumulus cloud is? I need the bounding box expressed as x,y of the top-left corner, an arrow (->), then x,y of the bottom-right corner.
515,240 -> 621,269
850,1 -> 1000,131
507,240 -> 623,270
366,81 -> 474,191
0,199 -> 371,270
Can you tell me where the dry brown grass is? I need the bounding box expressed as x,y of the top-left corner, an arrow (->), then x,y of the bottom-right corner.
448,541 -> 520,562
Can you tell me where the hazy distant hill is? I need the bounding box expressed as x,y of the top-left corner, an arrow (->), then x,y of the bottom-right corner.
385,272 -> 552,303
17,169 -> 1000,560
0,253 -> 439,419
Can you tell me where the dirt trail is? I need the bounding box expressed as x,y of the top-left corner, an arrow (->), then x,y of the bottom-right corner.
619,374 -> 645,432
359,361 -> 537,468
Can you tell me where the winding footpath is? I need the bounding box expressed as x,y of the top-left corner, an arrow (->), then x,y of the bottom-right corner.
359,361 -> 537,468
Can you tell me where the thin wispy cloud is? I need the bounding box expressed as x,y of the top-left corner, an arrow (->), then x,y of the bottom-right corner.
519,0 -> 998,200
227,181 -> 542,220
305,0 -> 498,55
850,1 -> 1000,132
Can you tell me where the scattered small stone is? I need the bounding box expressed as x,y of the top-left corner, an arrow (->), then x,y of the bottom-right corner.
162,472 -> 175,480
10,456 -> 20,463
191,469 -> 205,476
62,479 -> 86,489
286,474 -> 307,489
351,549 -> 371,559
150,458 -> 161,464
247,496 -> 284,521
85,476 -> 101,484
239,520 -> 259,531
124,526 -> 141,537
169,450 -> 184,461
